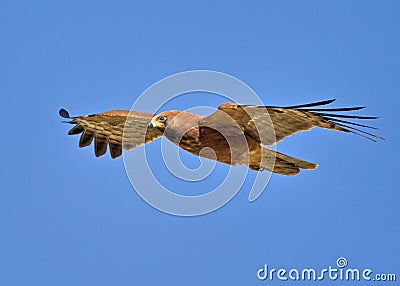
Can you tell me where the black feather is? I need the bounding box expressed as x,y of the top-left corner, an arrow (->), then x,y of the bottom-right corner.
333,123 -> 385,140
283,99 -> 336,109
59,108 -> 70,118
79,130 -> 94,147
109,142 -> 122,159
68,125 -> 84,135
94,136 -> 108,157
325,117 -> 383,130
333,126 -> 378,142
312,112 -> 378,120
300,106 -> 365,112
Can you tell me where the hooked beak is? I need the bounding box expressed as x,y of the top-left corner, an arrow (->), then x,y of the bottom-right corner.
148,122 -> 153,128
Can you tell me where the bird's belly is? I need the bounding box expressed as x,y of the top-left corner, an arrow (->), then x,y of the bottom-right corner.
177,135 -> 251,165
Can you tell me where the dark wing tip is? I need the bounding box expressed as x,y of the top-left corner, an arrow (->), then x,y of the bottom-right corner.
285,99 -> 336,109
317,113 -> 379,120
301,106 -> 366,112
59,108 -> 70,118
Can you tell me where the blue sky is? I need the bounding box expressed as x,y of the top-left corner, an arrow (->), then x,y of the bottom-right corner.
1,0 -> 399,285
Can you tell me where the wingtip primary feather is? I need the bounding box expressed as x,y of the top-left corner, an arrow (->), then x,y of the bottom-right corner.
316,113 -> 379,120
301,106 -> 366,112
59,108 -> 70,118
284,99 -> 336,109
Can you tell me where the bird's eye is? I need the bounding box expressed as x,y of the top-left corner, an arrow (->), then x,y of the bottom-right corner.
158,116 -> 166,122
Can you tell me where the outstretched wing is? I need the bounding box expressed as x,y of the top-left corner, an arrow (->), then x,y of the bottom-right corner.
59,109 -> 162,158
199,99 -> 384,145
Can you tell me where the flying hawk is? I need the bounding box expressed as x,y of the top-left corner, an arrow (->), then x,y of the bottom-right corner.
59,99 -> 383,175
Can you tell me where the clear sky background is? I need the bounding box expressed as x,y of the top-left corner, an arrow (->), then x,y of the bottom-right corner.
1,1 -> 399,285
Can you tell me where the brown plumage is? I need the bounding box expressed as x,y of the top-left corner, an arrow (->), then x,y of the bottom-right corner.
59,99 -> 383,175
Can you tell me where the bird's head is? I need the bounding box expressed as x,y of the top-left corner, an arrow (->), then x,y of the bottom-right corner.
148,110 -> 181,130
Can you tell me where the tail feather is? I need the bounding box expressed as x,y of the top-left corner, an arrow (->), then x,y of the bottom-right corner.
257,148 -> 317,176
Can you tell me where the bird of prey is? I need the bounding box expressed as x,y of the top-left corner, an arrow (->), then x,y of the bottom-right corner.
59,99 -> 383,176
